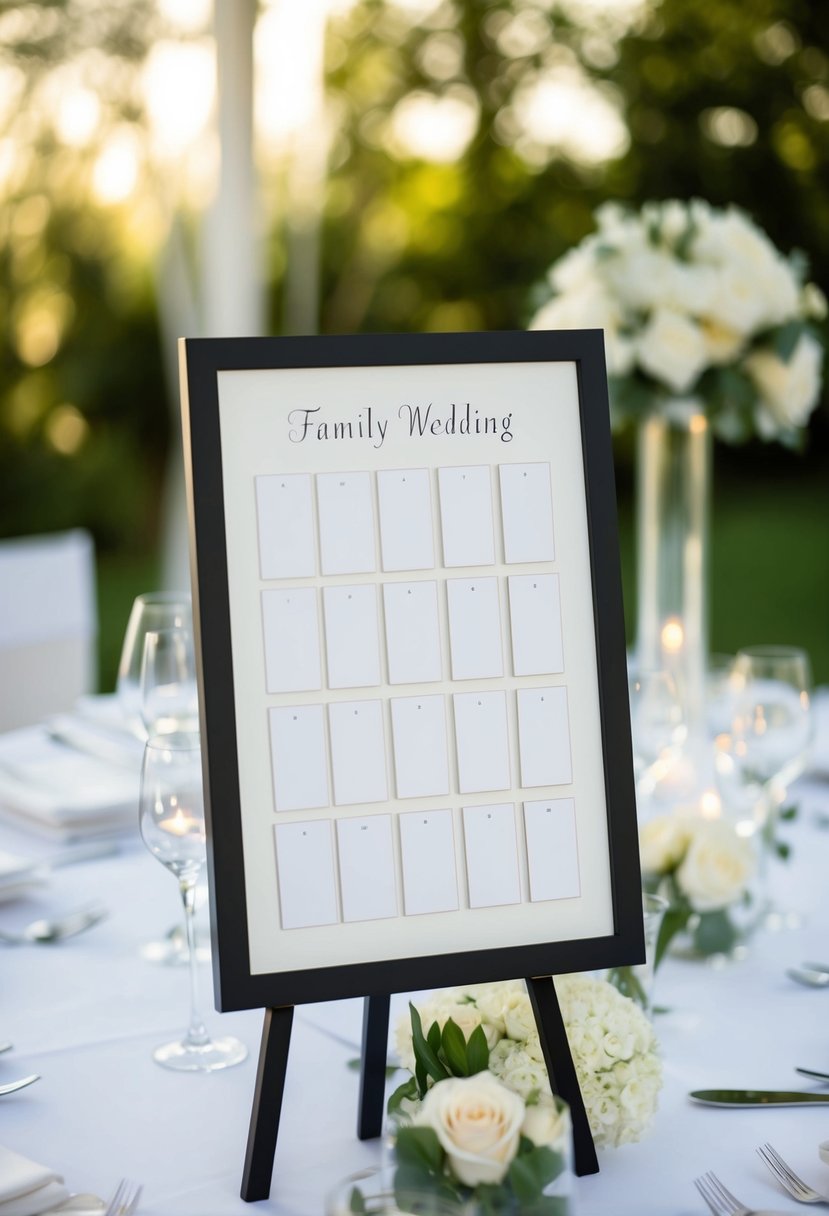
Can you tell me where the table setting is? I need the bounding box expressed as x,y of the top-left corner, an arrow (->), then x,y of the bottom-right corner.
0,194 -> 827,1216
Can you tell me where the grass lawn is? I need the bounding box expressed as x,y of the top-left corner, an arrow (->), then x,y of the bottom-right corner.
94,468 -> 829,693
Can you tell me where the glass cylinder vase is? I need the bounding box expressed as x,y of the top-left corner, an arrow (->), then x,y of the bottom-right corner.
635,402 -> 711,802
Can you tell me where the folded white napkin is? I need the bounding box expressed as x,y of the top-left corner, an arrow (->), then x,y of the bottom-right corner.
0,1145 -> 69,1216
0,725 -> 138,841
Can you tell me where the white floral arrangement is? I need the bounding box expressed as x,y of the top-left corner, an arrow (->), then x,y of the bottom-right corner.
640,814 -> 757,959
530,198 -> 826,446
392,978 -> 661,1156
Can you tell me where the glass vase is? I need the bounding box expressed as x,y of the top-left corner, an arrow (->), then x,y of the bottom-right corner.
635,402 -> 712,804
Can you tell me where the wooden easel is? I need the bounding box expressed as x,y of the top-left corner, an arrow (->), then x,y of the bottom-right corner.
240,976 -> 598,1202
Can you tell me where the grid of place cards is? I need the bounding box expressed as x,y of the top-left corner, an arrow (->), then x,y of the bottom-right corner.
256,461 -> 581,932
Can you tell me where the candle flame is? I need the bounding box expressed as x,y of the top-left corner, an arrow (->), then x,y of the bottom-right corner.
661,617 -> 684,654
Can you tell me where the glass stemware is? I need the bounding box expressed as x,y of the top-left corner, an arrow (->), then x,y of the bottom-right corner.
138,733 -> 247,1072
713,645 -> 813,928
628,669 -> 687,806
140,627 -> 200,738
117,592 -> 192,736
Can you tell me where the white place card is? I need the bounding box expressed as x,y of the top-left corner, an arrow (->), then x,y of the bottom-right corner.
383,581 -> 442,685
390,695 -> 449,799
255,473 -> 316,580
274,820 -> 339,929
446,577 -> 503,681
517,686 -> 573,788
499,463 -> 555,564
438,466 -> 495,567
261,587 -> 321,693
453,691 -> 511,794
399,809 -> 458,915
316,471 -> 376,575
377,468 -> 434,572
268,705 -> 329,812
462,804 -> 521,909
323,585 -> 381,689
336,815 -> 397,923
523,798 -> 580,902
507,574 -> 564,677
328,699 -> 388,806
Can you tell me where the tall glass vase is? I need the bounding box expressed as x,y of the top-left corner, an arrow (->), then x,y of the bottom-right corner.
635,401 -> 712,804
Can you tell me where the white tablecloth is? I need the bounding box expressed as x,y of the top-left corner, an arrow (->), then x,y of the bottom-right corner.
1,768 -> 828,1213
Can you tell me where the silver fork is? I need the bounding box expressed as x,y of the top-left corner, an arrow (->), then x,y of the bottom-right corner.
695,1171 -> 751,1215
757,1143 -> 829,1204
104,1180 -> 142,1216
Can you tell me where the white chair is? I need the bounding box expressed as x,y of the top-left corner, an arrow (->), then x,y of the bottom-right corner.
0,529 -> 97,731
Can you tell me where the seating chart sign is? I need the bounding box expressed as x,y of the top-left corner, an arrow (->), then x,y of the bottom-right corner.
180,331 -> 643,1012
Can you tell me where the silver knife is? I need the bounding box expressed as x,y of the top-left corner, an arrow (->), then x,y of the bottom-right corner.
690,1088 -> 829,1107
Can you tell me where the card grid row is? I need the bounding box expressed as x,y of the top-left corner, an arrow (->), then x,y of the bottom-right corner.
268,687 -> 574,812
261,574 -> 564,694
273,800 -> 581,929
255,463 -> 556,580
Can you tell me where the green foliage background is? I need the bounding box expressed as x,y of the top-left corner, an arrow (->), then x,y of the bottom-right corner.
0,0 -> 827,686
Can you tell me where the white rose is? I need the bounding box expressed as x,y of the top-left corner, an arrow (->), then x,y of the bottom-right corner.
699,318 -> 745,365
472,981 -> 524,1035
744,332 -> 823,432
676,819 -> 756,911
414,1072 -> 525,1187
635,307 -> 709,393
521,1097 -> 571,1153
530,282 -> 635,377
502,1058 -> 551,1101
501,992 -> 538,1042
638,815 -> 691,875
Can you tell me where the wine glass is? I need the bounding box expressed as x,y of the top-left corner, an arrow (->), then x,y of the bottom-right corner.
140,628 -> 200,737
714,646 -> 813,927
731,646 -> 814,795
139,632 -> 206,966
628,669 -> 687,806
138,733 -> 247,1072
117,592 -> 192,736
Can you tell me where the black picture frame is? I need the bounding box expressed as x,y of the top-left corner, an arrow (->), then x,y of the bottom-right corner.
180,329 -> 644,1014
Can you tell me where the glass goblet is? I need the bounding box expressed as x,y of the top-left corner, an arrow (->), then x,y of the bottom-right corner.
731,645 -> 814,794
628,669 -> 687,806
117,592 -> 192,736
140,627 -> 200,738
138,733 -> 247,1072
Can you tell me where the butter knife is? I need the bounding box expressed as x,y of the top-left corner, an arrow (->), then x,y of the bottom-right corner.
689,1088 -> 829,1107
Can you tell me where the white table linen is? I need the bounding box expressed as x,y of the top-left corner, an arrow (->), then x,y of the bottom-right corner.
0,753 -> 828,1213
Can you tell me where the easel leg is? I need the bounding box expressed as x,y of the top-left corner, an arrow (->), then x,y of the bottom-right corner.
526,976 -> 599,1177
357,993 -> 390,1139
241,1005 -> 295,1202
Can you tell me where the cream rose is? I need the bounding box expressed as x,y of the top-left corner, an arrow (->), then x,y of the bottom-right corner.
676,819 -> 756,911
635,307 -> 709,394
744,332 -> 823,432
521,1097 -> 571,1153
639,815 -> 691,875
414,1072 -> 525,1187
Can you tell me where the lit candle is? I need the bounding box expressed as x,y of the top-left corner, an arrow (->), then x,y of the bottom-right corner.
160,807 -> 201,837
660,616 -> 684,658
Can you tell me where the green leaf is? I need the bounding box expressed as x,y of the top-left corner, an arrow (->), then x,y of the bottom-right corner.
347,1057 -> 399,1078
606,965 -> 648,1009
465,1023 -> 490,1075
775,840 -> 792,861
387,1075 -> 419,1117
440,1017 -> 469,1077
654,902 -> 692,968
348,1184 -> 368,1213
394,1126 -> 444,1174
779,804 -> 798,822
427,1019 -> 442,1058
409,1003 -> 449,1088
772,319 -> 806,361
692,908 -> 738,955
